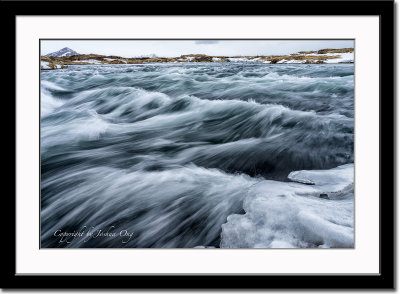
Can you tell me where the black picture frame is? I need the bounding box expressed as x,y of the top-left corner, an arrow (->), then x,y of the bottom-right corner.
3,0 -> 394,289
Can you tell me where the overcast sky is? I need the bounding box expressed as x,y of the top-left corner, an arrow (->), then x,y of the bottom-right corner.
41,40 -> 354,57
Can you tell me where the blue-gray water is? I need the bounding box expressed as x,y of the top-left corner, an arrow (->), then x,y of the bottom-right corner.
40,63 -> 354,248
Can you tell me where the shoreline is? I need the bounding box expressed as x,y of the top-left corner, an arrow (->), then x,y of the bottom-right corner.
40,48 -> 354,70
40,61 -> 354,70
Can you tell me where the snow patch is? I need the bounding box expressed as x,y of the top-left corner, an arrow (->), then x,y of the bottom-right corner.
284,59 -> 304,64
228,57 -> 250,62
323,52 -> 354,63
307,52 -> 354,63
75,59 -> 102,64
41,61 -> 50,69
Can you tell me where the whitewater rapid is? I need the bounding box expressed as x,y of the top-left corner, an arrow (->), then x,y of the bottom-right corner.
41,63 -> 354,248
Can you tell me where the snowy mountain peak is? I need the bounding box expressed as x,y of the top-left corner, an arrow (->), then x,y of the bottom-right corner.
45,47 -> 79,57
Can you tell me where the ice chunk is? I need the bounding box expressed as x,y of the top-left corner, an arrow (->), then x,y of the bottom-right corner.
220,164 -> 354,248
288,163 -> 353,196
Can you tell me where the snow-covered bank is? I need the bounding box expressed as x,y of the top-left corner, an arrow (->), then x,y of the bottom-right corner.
40,61 -> 50,69
308,52 -> 354,64
40,61 -> 65,70
74,59 -> 103,64
40,48 -> 354,70
220,164 -> 354,248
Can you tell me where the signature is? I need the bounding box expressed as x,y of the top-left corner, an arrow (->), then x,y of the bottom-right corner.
53,226 -> 134,244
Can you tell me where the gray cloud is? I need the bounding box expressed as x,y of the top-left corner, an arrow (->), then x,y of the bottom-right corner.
195,40 -> 220,45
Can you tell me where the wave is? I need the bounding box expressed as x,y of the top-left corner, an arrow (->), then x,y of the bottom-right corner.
42,85 -> 353,178
41,165 -> 259,248
41,63 -> 354,115
40,81 -> 66,117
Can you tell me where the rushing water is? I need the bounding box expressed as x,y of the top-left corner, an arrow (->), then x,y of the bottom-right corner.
40,63 -> 354,248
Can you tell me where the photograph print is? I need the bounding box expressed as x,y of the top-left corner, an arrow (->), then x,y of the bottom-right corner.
40,39 -> 354,248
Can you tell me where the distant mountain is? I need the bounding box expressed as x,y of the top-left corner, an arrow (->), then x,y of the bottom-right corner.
45,47 -> 79,57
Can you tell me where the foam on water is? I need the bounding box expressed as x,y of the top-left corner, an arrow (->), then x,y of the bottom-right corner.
40,81 -> 68,117
41,91 -> 64,117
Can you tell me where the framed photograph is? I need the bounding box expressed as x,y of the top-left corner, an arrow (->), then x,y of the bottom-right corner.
3,0 -> 394,289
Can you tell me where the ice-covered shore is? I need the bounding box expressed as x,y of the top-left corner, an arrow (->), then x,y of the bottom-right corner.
220,164 -> 354,248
